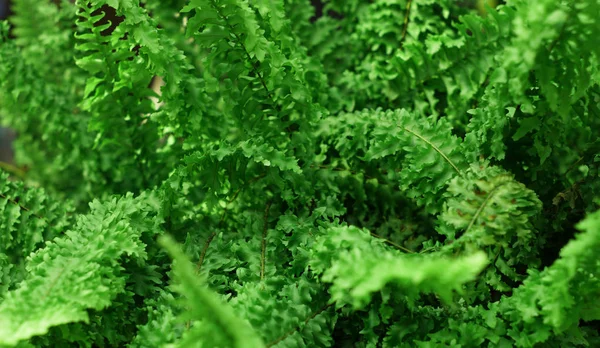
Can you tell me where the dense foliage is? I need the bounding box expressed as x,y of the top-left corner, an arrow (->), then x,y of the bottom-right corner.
0,0 -> 599,346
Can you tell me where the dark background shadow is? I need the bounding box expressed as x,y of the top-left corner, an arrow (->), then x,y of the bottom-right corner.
0,0 -> 8,19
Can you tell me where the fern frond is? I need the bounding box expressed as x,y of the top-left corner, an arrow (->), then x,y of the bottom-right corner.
437,164 -> 543,292
159,235 -> 265,348
182,0 -> 325,149
0,192 -> 162,346
2,0 -> 599,346
0,172 -> 74,294
332,1 -> 511,116
420,206 -> 600,346
0,1 -> 98,204
128,290 -> 182,348
464,0 -> 600,162
322,108 -> 469,215
9,0 -> 75,73
310,224 -> 488,309
501,206 -> 600,333
229,276 -> 336,347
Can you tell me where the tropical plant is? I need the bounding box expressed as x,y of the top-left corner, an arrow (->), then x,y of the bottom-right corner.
0,0 -> 599,347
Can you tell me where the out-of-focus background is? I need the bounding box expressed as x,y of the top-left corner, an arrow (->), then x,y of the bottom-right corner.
0,0 -> 14,164
0,0 -> 7,18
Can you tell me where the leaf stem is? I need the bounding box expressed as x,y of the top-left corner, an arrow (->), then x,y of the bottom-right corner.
400,0 -> 413,46
402,126 -> 463,176
0,192 -> 50,226
209,0 -> 280,130
0,161 -> 26,179
370,232 -> 415,253
464,180 -> 510,235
